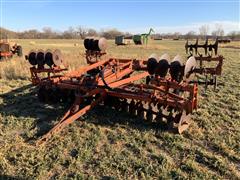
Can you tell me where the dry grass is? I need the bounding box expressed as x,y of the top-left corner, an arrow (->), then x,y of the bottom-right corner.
0,39 -> 239,179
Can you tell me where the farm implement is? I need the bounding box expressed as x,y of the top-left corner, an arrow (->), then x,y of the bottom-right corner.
185,38 -> 224,89
0,39 -> 22,60
25,38 -> 223,145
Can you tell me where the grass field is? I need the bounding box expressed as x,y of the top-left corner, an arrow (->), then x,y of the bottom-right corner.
0,39 -> 239,179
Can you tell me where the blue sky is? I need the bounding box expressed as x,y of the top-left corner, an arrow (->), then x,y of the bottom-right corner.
0,0 -> 239,34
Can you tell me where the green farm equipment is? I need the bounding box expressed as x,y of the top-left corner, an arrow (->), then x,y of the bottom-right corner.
133,28 -> 154,45
132,35 -> 142,45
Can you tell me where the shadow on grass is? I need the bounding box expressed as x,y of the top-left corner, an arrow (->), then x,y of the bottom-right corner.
0,84 -> 69,139
85,105 -> 169,134
0,84 -> 171,142
0,174 -> 25,180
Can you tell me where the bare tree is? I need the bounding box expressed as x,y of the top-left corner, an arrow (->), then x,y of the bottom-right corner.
124,32 -> 133,37
76,26 -> 87,39
212,24 -> 224,37
100,29 -> 123,39
227,31 -> 240,40
42,27 -> 56,38
87,28 -> 98,37
199,25 -> 209,38
185,31 -> 196,39
173,32 -> 181,39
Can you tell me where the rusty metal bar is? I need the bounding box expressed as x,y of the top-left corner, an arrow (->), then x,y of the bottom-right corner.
109,71 -> 149,88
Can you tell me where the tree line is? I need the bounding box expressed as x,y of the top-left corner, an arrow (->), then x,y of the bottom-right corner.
0,25 -> 239,40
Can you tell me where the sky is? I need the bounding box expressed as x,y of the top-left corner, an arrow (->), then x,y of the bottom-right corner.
0,0 -> 239,34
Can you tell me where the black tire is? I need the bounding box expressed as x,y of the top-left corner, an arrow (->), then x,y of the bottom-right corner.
17,46 -> 23,57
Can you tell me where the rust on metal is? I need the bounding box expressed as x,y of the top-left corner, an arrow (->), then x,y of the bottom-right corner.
25,38 -> 223,145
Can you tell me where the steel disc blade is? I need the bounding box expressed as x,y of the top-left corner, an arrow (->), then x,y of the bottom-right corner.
36,49 -> 45,66
156,59 -> 169,77
92,40 -> 99,51
88,39 -> 94,51
149,53 -> 158,60
52,49 -> 64,66
170,55 -> 183,82
84,39 -> 90,50
45,49 -> 54,67
184,56 -> 197,79
178,111 -> 191,134
155,53 -> 170,77
172,54 -> 183,65
147,57 -> 158,75
98,37 -> 107,51
28,50 -> 37,65
159,53 -> 170,62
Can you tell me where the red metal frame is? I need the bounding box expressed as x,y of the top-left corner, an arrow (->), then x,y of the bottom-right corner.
194,55 -> 223,76
29,56 -> 198,145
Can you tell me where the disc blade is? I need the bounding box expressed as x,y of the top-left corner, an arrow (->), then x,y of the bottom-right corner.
98,37 -> 107,51
159,53 -> 170,62
156,53 -> 170,77
184,56 -> 197,79
88,39 -> 94,51
45,49 -> 53,67
156,59 -> 169,77
84,39 -> 90,50
147,57 -> 158,75
28,50 -> 37,65
178,111 -> 191,134
149,53 -> 158,60
172,54 -> 183,65
170,55 -> 183,82
36,49 -> 45,66
52,49 -> 64,66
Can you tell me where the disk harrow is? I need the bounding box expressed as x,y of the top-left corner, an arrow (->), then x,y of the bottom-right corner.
26,39 -> 223,144
185,38 -> 224,89
26,38 -> 223,145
